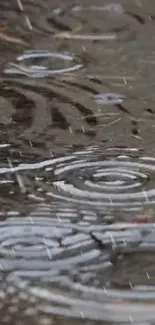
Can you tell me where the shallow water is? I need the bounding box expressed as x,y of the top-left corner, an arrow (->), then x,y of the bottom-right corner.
1,0 -> 155,324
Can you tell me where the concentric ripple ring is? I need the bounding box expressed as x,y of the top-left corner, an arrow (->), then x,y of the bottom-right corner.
4,51 -> 83,77
44,156 -> 155,207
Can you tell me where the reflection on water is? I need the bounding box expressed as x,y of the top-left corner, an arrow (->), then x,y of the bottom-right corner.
1,0 -> 155,324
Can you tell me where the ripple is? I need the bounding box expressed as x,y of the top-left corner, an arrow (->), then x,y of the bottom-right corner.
0,214 -> 155,324
0,147 -> 154,212
0,218 -> 99,276
49,2 -> 142,43
54,33 -> 117,41
0,148 -> 154,209
71,4 -> 124,14
94,93 -> 126,105
4,50 -> 83,77
40,151 -> 155,208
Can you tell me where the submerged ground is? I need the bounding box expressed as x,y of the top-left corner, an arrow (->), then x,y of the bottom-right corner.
0,0 -> 155,324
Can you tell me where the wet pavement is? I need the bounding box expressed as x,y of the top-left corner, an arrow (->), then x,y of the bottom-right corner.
1,0 -> 155,324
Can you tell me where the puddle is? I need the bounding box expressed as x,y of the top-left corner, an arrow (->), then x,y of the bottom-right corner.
1,0 -> 155,324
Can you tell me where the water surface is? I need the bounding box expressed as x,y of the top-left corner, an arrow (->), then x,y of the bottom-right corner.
0,0 -> 155,324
